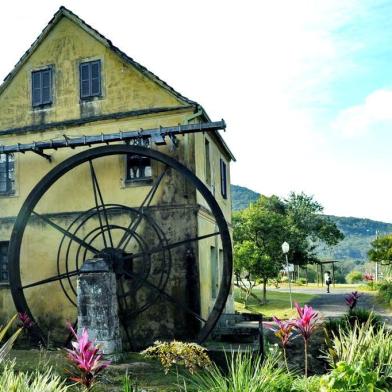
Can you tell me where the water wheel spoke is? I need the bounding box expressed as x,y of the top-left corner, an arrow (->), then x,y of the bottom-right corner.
89,160 -> 114,248
21,269 -> 80,290
130,232 -> 221,260
123,270 -> 206,323
117,166 -> 169,249
32,211 -> 99,254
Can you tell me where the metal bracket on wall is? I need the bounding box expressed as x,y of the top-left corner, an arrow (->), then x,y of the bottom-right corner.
0,120 -> 226,160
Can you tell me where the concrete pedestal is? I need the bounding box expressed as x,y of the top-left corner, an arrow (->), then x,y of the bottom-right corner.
77,258 -> 122,361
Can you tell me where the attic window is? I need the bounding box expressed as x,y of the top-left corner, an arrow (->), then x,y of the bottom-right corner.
32,68 -> 52,107
80,60 -> 101,99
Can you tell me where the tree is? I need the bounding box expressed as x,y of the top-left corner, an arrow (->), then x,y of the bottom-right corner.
233,192 -> 344,304
368,234 -> 392,265
233,196 -> 287,304
285,192 -> 344,267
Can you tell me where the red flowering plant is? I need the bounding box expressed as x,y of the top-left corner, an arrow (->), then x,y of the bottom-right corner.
65,323 -> 110,390
345,291 -> 361,312
363,272 -> 374,282
269,316 -> 297,371
17,312 -> 34,330
292,303 -> 319,377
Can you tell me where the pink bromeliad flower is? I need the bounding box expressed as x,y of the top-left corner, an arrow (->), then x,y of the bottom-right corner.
65,323 -> 110,390
269,316 -> 297,371
345,291 -> 361,311
363,272 -> 374,282
293,303 -> 319,377
17,312 -> 34,329
269,316 -> 296,348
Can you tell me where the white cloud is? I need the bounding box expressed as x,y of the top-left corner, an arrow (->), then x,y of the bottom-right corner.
333,89 -> 392,138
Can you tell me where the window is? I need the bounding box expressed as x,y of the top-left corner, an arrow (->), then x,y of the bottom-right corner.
126,154 -> 152,182
220,159 -> 227,199
80,60 -> 101,99
0,154 -> 15,195
210,246 -> 218,299
205,139 -> 211,185
32,68 -> 52,107
0,242 -> 9,283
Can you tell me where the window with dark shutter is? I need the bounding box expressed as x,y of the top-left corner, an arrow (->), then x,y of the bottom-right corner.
126,154 -> 152,182
0,242 -> 9,283
0,154 -> 15,195
80,60 -> 101,99
220,159 -> 227,199
32,68 -> 52,107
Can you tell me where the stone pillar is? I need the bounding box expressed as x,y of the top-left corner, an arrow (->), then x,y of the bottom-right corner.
77,258 -> 122,361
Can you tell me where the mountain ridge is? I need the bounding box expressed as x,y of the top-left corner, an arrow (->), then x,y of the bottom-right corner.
231,184 -> 392,261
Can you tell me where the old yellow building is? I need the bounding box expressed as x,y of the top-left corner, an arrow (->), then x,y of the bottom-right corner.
0,7 -> 234,347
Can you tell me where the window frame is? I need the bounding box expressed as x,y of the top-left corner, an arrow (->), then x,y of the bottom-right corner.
0,154 -> 15,196
125,154 -> 153,184
31,67 -> 53,108
220,158 -> 227,199
205,138 -> 211,186
79,60 -> 102,100
0,242 -> 9,285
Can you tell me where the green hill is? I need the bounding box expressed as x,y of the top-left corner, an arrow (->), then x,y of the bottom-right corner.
231,184 -> 259,211
231,184 -> 392,261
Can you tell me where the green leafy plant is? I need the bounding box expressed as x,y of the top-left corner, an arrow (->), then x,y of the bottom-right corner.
0,362 -> 69,391
291,375 -> 321,392
378,281 -> 392,306
345,270 -> 363,284
320,361 -> 388,391
346,308 -> 382,329
141,340 -> 212,374
0,314 -> 24,364
122,373 -> 140,392
323,318 -> 392,389
183,349 -> 293,392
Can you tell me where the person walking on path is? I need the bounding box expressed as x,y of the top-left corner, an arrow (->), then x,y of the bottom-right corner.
324,271 -> 332,293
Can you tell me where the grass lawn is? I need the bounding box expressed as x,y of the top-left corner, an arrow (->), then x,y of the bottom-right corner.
234,288 -> 317,319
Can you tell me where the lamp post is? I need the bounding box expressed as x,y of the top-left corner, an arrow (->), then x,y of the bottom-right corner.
282,241 -> 293,309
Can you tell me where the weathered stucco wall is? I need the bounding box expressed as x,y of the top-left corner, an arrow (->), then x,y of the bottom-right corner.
0,10 -> 233,346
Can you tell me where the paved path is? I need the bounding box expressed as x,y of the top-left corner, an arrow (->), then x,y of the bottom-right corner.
269,286 -> 392,323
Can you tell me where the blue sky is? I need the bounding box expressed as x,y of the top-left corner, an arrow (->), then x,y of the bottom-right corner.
0,1 -> 392,222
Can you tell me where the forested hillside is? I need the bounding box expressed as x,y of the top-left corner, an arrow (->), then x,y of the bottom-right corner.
231,184 -> 392,261
231,185 -> 259,210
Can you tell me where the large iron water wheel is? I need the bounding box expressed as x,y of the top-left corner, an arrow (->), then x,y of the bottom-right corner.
8,145 -> 232,348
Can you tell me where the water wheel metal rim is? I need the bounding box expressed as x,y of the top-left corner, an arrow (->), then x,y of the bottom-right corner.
8,144 -> 233,345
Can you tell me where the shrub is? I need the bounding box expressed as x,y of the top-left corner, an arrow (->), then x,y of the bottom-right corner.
0,362 -> 68,391
324,310 -> 382,340
320,361 -> 389,391
345,270 -> 363,284
291,375 -> 321,392
346,308 -> 382,329
183,349 -> 293,392
378,281 -> 392,305
323,318 -> 392,389
142,341 -> 212,374
295,278 -> 307,285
